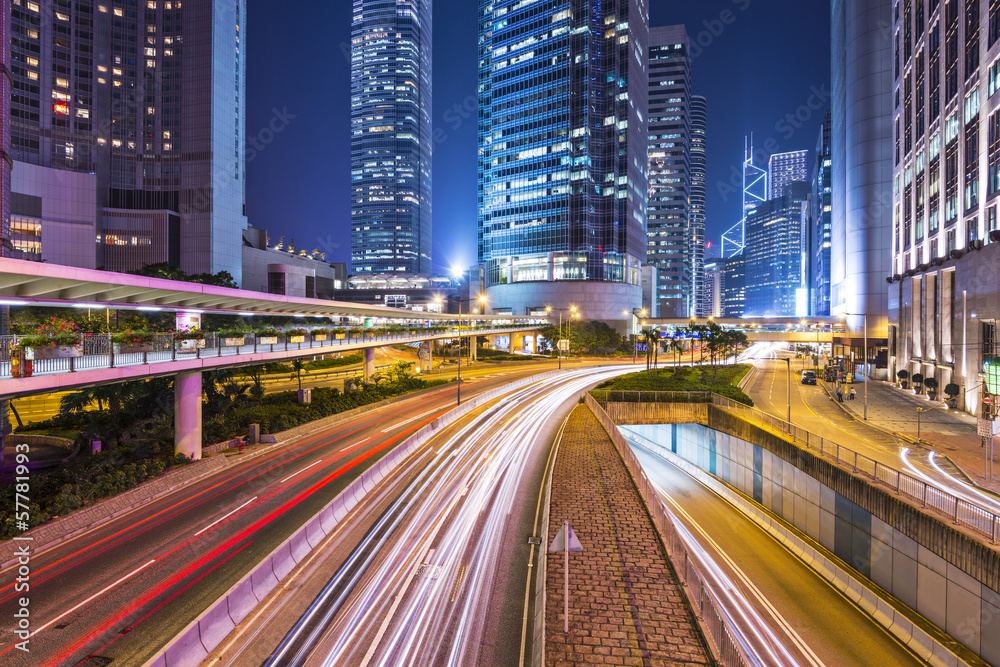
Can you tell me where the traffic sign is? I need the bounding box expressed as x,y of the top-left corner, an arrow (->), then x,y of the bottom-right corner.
549,521 -> 583,553
980,418 -> 998,437
557,339 -> 570,351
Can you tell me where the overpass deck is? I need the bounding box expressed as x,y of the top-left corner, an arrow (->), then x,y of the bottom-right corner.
0,327 -> 539,400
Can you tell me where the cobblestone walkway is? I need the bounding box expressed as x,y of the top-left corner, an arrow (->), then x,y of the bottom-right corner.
546,405 -> 711,667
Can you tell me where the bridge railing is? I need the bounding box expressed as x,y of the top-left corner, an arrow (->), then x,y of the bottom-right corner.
0,326 -> 536,379
592,390 -> 1000,544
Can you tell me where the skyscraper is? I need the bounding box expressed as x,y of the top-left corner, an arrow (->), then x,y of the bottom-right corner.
351,0 -> 433,274
831,0 -> 891,373
647,25 -> 691,318
477,0 -> 648,320
9,0 -> 249,281
768,150 -> 809,200
690,95 -> 708,316
744,182 -> 810,318
811,110 -> 832,316
887,0 -> 1000,419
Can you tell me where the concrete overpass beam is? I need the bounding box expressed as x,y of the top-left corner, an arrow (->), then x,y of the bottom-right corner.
174,371 -> 203,461
364,347 -> 376,383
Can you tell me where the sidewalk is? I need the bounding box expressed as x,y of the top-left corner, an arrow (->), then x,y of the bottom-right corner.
546,405 -> 711,666
827,378 -> 997,488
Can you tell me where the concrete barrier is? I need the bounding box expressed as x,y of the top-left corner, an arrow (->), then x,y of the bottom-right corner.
250,561 -> 279,601
226,578 -> 257,625
271,542 -> 296,581
144,368 -> 566,667
195,602 -> 236,655
163,627 -> 208,667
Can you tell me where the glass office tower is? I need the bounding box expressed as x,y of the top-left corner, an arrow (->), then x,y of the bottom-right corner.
477,0 -> 648,320
646,25 -> 691,319
351,0 -> 433,274
690,94 -> 707,316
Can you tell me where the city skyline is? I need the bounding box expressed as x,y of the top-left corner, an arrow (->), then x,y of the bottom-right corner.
246,0 -> 830,274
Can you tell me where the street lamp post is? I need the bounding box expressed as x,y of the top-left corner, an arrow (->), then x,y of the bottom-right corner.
783,357 -> 792,431
456,295 -> 486,407
840,312 -> 869,420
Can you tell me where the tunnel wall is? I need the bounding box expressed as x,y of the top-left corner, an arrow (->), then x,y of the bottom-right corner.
615,404 -> 1000,665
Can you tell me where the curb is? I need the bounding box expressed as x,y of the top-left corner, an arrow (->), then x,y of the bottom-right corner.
143,369 -> 568,667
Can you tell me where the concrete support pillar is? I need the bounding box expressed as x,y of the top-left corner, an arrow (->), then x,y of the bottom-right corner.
469,337 -> 477,363
511,333 -> 524,353
418,340 -> 433,372
364,347 -> 376,383
175,371 -> 203,461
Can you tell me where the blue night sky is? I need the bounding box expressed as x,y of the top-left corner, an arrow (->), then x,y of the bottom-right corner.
246,0 -> 830,273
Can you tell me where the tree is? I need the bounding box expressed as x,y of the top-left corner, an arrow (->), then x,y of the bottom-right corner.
640,328 -> 658,372
292,359 -> 304,392
669,337 -> 684,367
126,263 -> 238,288
388,360 -> 414,384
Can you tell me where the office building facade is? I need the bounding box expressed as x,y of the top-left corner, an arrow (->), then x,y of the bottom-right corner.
888,0 -> 1000,420
647,25 -> 691,318
744,182 -> 810,318
351,0 -> 432,274
831,0 -> 892,374
720,253 -> 745,318
812,110 -> 833,316
477,0 -> 648,321
690,95 -> 708,316
9,0 -> 248,280
768,150 -> 809,200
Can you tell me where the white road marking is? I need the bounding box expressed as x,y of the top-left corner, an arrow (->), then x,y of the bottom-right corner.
194,496 -> 259,536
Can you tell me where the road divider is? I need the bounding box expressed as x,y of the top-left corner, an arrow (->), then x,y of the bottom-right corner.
143,368 -> 567,667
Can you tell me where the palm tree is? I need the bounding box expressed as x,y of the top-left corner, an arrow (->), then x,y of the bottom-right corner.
669,338 -> 684,367
640,328 -> 658,372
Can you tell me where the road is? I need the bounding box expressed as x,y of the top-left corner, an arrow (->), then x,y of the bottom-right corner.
0,360 -> 628,666
630,443 -> 923,667
212,366 -> 635,667
742,344 -> 1000,520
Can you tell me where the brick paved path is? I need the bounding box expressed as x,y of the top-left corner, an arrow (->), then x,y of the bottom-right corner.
546,405 -> 711,666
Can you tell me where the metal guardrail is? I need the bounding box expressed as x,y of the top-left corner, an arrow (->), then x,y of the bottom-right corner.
0,327 -> 530,380
584,392 -> 750,667
593,390 -> 1000,544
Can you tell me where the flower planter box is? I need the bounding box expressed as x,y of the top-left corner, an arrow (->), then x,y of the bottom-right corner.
114,343 -> 154,354
222,337 -> 247,347
313,334 -> 328,342
335,333 -> 346,340
28,345 -> 83,360
258,336 -> 278,345
288,335 -> 306,344
176,339 -> 206,353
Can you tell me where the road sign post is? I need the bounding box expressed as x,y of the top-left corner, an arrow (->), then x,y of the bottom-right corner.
549,520 -> 583,633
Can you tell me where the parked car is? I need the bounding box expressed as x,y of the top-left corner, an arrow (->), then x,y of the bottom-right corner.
801,370 -> 817,385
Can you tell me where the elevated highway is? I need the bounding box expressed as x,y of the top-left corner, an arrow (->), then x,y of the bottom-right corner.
635,316 -> 841,344
0,258 -> 542,458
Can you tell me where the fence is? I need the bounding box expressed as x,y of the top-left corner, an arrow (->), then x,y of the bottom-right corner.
584,393 -> 751,667
592,390 -> 1000,544
0,327 -> 532,380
